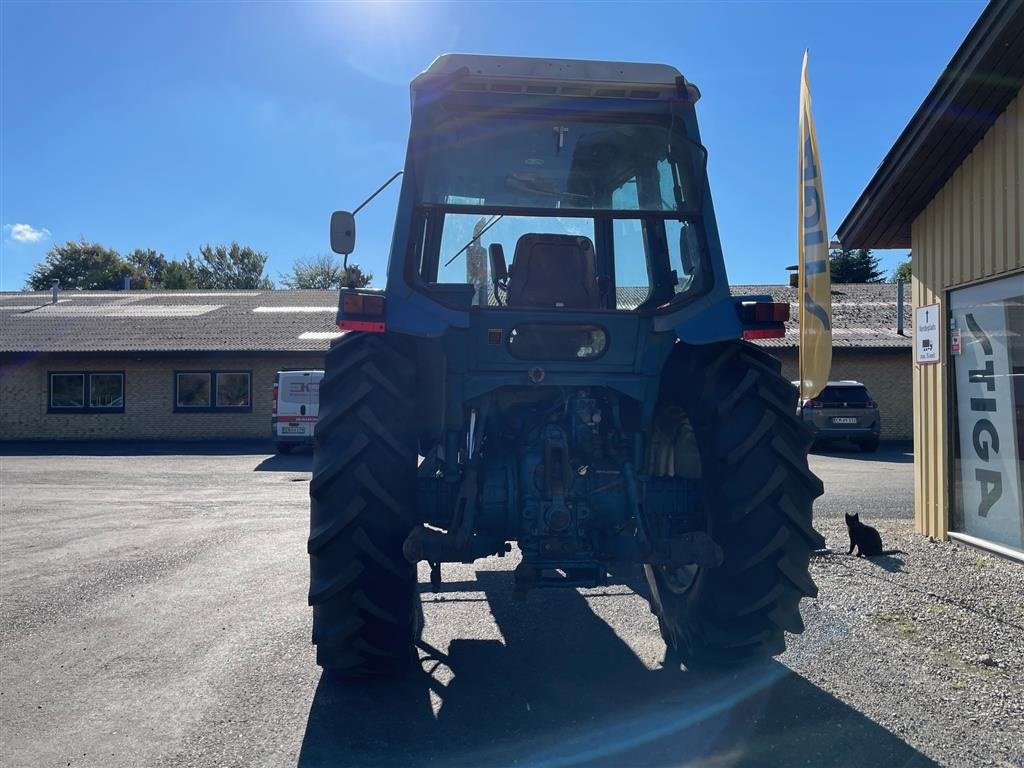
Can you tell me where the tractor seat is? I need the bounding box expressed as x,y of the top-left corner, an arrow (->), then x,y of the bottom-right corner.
507,234 -> 600,308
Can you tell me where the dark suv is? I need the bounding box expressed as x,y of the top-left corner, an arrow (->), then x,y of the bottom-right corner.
795,380 -> 881,452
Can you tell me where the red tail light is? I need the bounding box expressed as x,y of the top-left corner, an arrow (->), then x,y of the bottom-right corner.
804,399 -> 824,409
338,319 -> 386,332
866,400 -> 878,408
742,327 -> 786,340
338,291 -> 386,333
272,384 -> 278,415
738,301 -> 788,341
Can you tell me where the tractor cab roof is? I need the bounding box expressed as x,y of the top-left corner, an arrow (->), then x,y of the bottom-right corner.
412,54 -> 699,105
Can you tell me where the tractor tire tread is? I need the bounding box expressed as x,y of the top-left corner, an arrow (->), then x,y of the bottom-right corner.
646,340 -> 824,668
308,331 -> 420,678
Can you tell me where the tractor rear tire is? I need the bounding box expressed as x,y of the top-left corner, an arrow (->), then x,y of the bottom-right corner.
307,332 -> 420,677
645,340 -> 825,667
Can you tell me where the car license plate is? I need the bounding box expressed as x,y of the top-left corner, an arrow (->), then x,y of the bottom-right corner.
831,417 -> 857,425
281,425 -> 305,435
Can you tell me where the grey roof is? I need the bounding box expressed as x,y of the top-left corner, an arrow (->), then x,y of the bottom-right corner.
0,284 -> 911,354
730,283 -> 912,349
837,0 -> 1024,248
0,290 -> 340,354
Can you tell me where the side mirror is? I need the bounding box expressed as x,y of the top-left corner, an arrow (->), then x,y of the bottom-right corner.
488,243 -> 508,283
330,211 -> 356,255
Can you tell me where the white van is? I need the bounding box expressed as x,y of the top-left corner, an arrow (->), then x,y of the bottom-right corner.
272,369 -> 324,453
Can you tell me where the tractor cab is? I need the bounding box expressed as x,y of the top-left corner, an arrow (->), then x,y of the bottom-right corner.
407,87 -> 709,311
333,55 -> 739,339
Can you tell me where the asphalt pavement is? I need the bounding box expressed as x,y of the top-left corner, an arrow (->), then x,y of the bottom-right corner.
808,442 -> 915,522
1,442 -> 1018,767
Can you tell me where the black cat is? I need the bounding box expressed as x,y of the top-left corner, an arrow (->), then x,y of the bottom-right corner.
845,512 -> 886,557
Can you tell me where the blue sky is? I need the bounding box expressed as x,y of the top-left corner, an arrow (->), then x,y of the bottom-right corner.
1,1 -> 985,291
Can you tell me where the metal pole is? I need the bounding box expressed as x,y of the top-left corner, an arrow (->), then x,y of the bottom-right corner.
798,285 -> 804,410
352,171 -> 403,216
797,264 -> 805,414
896,279 -> 905,336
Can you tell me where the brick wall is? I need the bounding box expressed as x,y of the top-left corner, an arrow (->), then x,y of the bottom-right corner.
1,347 -> 911,442
1,354 -> 323,441
770,348 -> 913,440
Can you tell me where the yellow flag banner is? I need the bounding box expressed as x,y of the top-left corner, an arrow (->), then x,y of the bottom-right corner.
798,50 -> 832,402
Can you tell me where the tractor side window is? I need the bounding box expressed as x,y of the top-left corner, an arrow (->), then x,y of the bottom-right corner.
666,219 -> 703,295
658,159 -> 700,211
410,215 -> 431,281
612,219 -> 652,310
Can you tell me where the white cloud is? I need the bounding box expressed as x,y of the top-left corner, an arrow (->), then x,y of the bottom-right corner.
4,223 -> 51,243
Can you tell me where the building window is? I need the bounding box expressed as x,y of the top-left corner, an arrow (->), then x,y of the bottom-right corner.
48,372 -> 124,413
175,371 -> 251,412
90,373 -> 124,408
216,372 -> 251,408
176,372 -> 211,408
949,273 -> 1024,554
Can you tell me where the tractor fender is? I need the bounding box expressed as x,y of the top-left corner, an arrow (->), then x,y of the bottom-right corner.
382,287 -> 471,338
656,294 -> 773,345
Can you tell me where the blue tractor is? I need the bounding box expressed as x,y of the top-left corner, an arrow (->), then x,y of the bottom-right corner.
309,55 -> 825,676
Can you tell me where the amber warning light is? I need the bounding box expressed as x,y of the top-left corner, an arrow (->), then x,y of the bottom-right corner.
338,292 -> 386,333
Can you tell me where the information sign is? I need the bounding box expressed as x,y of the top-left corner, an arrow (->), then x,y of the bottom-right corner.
915,303 -> 941,364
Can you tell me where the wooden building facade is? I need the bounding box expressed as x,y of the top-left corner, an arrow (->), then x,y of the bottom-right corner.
839,0 -> 1024,559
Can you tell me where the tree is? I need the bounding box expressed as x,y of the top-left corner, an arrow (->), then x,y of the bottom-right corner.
279,254 -> 373,289
126,248 -> 168,289
188,242 -> 273,289
161,260 -> 197,289
341,264 -> 373,289
891,259 -> 912,283
26,240 -> 132,290
829,247 -> 884,283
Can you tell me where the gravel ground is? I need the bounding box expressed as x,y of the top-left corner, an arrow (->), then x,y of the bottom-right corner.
796,444 -> 1024,768
0,441 -> 1021,767
789,517 -> 1024,768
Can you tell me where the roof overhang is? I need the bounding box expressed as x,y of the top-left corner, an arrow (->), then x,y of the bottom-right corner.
837,0 -> 1024,249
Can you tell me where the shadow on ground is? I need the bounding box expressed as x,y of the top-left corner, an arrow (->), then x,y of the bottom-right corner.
812,551 -> 907,574
299,571 -> 937,768
254,451 -> 313,472
873,554 -> 907,573
0,439 -> 276,457
811,441 -> 913,463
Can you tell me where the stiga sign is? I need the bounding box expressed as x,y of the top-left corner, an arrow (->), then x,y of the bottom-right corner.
951,279 -> 1024,550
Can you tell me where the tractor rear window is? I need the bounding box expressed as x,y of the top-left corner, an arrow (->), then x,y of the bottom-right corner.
427,211 -> 707,310
433,213 -> 660,309
415,113 -> 706,214
411,108 -> 711,312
